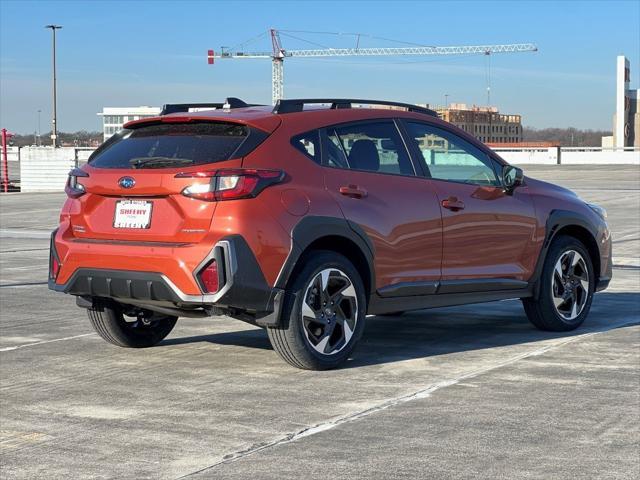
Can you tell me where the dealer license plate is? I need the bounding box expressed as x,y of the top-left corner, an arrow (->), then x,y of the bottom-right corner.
113,200 -> 153,229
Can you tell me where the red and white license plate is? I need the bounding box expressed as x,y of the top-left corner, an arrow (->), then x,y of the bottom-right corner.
113,200 -> 153,229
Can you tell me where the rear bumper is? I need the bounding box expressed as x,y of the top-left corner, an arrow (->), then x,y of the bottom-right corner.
49,232 -> 284,325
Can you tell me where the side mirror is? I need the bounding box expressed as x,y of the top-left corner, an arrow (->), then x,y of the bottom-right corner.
502,165 -> 523,193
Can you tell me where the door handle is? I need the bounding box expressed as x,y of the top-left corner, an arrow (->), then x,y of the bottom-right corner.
441,196 -> 465,211
339,185 -> 368,199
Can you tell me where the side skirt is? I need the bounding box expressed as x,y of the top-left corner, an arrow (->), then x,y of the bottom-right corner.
367,287 -> 533,315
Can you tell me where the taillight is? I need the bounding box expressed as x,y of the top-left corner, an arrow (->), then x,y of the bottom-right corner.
177,168 -> 284,201
65,168 -> 89,198
198,260 -> 219,293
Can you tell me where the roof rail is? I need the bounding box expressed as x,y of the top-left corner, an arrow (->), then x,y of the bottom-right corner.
273,98 -> 438,117
160,97 -> 262,115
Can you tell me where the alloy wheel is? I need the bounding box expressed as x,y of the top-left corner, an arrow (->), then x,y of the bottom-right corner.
301,268 -> 358,355
551,249 -> 590,321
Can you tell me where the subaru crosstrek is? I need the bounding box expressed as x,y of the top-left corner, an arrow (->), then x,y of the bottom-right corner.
49,98 -> 612,370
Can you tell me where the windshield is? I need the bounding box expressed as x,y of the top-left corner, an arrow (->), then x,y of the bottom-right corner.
89,122 -> 250,169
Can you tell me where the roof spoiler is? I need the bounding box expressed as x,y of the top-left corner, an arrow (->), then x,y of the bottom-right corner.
160,97 -> 264,115
273,98 -> 438,117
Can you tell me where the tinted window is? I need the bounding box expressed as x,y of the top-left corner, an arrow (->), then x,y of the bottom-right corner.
89,122 -> 250,169
325,130 -> 349,168
405,122 -> 499,185
291,131 -> 320,164
325,121 -> 415,176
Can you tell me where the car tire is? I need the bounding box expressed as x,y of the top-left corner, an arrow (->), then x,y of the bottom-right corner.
267,250 -> 367,370
522,235 -> 595,332
87,303 -> 177,348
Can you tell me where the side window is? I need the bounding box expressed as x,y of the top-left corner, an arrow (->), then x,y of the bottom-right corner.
323,121 -> 415,176
405,122 -> 499,186
325,130 -> 349,168
291,131 -> 321,164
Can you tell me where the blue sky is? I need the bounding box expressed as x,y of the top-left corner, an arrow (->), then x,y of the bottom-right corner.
1,0 -> 639,133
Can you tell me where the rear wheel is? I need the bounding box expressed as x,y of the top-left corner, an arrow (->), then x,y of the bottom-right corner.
87,303 -> 177,348
267,251 -> 366,370
523,235 -> 594,331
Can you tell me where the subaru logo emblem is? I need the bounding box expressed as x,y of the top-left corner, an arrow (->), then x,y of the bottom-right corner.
118,177 -> 135,189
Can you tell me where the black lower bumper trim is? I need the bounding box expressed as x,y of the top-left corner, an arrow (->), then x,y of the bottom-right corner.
50,269 -> 183,304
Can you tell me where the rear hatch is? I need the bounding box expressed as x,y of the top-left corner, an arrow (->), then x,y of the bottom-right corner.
69,120 -> 270,244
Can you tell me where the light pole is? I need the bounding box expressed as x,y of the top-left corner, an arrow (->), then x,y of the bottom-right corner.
45,24 -> 62,148
37,109 -> 41,146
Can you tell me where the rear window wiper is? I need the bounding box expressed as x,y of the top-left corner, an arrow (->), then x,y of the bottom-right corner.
129,157 -> 194,169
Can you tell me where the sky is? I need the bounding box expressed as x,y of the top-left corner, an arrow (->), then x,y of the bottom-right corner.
1,0 -> 639,134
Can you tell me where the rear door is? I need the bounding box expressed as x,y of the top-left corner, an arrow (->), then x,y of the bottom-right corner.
321,120 -> 442,293
71,121 -> 263,244
402,120 -> 538,284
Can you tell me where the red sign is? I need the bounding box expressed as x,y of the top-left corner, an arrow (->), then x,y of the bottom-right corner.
207,49 -> 214,65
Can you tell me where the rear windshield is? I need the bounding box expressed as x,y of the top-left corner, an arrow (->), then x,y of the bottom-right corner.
89,122 -> 252,169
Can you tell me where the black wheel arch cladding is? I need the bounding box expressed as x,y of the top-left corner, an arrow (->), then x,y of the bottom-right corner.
531,209 -> 603,298
275,216 -> 376,297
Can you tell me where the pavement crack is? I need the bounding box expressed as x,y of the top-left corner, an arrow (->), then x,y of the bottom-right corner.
176,320 -> 639,479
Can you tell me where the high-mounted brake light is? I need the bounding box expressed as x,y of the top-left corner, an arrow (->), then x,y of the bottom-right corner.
178,168 -> 284,201
65,168 -> 89,198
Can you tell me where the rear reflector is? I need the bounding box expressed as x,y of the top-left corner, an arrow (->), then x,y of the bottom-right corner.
50,256 -> 60,279
199,260 -> 219,293
49,235 -> 61,280
178,168 -> 284,201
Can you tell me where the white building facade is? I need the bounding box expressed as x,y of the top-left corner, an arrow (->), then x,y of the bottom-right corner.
98,106 -> 161,141
603,56 -> 639,148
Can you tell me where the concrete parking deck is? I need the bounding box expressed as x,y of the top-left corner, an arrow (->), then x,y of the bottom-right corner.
1,165 -> 638,479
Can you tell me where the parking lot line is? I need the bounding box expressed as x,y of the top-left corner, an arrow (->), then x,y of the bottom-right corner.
0,333 -> 96,352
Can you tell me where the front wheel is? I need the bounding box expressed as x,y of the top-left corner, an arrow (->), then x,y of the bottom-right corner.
87,303 -> 177,348
267,251 -> 367,370
523,235 -> 594,332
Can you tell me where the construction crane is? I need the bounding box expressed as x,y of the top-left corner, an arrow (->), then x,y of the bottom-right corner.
207,29 -> 538,105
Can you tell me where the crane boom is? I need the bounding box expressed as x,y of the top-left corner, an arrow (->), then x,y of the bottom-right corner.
209,29 -> 538,104
219,43 -> 537,59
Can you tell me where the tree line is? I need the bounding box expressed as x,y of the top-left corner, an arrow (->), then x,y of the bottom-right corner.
522,127 -> 611,147
6,131 -> 103,148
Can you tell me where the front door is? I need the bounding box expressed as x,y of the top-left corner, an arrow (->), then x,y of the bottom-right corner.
321,120 -> 443,293
402,121 -> 538,284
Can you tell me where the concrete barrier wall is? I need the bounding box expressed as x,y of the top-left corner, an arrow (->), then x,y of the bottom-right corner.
0,146 -> 21,182
75,148 -> 94,163
560,148 -> 640,165
492,147 -> 559,165
20,147 -> 76,192
494,147 -> 639,165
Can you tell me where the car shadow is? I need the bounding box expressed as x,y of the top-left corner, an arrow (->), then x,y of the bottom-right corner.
160,292 -> 640,367
161,327 -> 272,350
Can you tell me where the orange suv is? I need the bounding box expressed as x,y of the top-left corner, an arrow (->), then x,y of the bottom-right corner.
49,98 -> 612,369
